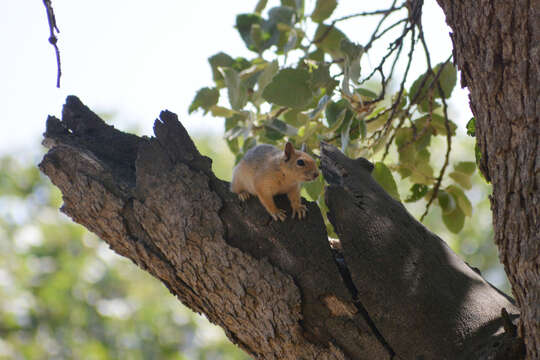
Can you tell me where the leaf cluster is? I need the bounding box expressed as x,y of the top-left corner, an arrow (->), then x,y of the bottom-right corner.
189,0 -> 480,233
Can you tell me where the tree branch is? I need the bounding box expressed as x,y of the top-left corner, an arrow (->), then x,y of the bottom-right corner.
40,96 -> 524,359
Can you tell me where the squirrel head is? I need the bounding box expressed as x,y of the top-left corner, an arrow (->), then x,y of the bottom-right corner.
282,142 -> 320,183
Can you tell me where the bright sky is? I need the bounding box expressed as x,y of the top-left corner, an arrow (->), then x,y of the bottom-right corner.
0,1 -> 471,157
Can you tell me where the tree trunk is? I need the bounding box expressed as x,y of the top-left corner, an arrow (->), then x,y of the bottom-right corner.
435,1 -> 540,358
39,96 -> 525,359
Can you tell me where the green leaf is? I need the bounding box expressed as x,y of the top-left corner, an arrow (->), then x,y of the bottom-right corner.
264,118 -> 298,136
356,88 -> 378,99
210,105 -> 235,118
340,39 -> 364,62
283,109 -> 309,127
307,48 -> 325,62
208,52 -> 234,85
236,14 -> 263,51
409,62 -> 457,104
446,185 -> 472,217
311,0 -> 338,23
221,68 -> 248,110
340,114 -> 353,151
268,6 -> 296,26
430,114 -> 457,136
254,0 -> 268,14
372,162 -> 400,201
405,184 -> 428,203
438,190 -> 456,214
314,24 -> 348,59
225,126 -> 246,141
188,87 -> 219,114
449,171 -> 472,190
309,94 -> 331,120
281,0 -> 304,16
475,143 -> 483,171
283,28 -> 298,55
418,98 -> 441,113
243,137 -> 257,152
466,117 -> 476,137
303,175 -> 324,201
436,62 -> 457,99
454,161 -> 476,175
254,61 -> 279,105
410,161 -> 434,185
311,63 -> 338,93
442,206 -> 465,233
262,68 -> 313,108
231,57 -> 252,72
358,118 -> 367,140
225,114 -> 246,131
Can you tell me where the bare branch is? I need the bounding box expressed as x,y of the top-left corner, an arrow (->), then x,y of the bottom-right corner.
42,0 -> 62,88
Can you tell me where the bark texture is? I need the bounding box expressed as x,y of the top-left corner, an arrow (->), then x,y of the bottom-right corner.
435,1 -> 540,358
40,96 -> 523,359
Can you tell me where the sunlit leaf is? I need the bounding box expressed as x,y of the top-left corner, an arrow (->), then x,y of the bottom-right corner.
221,68 -> 248,110
303,175 -> 324,201
210,105 -> 235,118
454,161 -> 476,175
449,171 -> 472,190
372,162 -> 400,201
254,61 -> 279,103
466,117 -> 476,137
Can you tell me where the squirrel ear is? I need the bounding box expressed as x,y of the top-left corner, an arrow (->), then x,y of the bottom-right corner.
284,142 -> 294,161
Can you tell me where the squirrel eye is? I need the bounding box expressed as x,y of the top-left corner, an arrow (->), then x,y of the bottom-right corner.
297,159 -> 305,166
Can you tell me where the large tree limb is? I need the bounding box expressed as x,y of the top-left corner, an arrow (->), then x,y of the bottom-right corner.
40,96 -> 523,359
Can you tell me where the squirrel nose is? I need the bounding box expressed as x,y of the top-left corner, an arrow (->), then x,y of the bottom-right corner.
313,171 -> 319,179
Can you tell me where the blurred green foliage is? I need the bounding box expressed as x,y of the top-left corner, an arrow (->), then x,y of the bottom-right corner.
0,150 -> 248,360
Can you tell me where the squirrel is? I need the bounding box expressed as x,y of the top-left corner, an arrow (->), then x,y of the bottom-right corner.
230,142 -> 320,221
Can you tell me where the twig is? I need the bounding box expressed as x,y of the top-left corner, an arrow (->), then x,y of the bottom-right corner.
380,25 -> 417,160
42,0 -> 62,88
333,3 -> 405,23
418,25 -> 452,221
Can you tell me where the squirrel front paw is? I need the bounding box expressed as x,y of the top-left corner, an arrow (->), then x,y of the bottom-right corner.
238,192 -> 251,201
270,208 -> 287,222
292,204 -> 308,219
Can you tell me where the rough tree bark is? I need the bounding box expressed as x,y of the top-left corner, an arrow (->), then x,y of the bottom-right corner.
39,96 -> 525,359
435,1 -> 540,358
